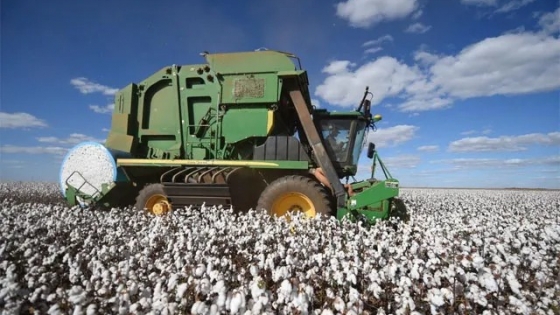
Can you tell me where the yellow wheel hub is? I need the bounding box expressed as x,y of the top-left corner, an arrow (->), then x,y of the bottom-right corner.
271,192 -> 316,219
145,194 -> 171,215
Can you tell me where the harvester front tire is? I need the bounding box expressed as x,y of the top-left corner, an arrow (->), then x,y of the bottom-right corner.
256,175 -> 333,220
135,183 -> 172,216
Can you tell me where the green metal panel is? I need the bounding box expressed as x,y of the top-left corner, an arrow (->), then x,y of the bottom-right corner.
222,107 -> 271,143
176,64 -> 220,159
113,83 -> 138,115
105,132 -> 135,153
347,180 -> 399,210
204,51 -> 297,74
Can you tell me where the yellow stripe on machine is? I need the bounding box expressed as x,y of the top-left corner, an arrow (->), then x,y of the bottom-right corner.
116,158 -> 280,167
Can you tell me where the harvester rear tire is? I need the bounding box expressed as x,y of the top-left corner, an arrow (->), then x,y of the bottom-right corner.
135,183 -> 172,216
256,175 -> 333,220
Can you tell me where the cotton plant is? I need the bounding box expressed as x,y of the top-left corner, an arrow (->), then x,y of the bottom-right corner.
1,182 -> 559,314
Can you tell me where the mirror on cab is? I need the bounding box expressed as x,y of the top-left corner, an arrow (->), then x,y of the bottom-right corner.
367,142 -> 376,159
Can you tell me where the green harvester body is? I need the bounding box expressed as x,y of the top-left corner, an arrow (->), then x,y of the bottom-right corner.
62,50 -> 404,224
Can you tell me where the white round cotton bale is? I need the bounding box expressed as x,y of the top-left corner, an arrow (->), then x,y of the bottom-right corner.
59,141 -> 117,204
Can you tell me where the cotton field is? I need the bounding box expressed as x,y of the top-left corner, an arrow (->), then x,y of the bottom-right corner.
0,182 -> 559,315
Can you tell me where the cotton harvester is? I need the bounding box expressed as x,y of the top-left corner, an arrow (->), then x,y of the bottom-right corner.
59,50 -> 406,224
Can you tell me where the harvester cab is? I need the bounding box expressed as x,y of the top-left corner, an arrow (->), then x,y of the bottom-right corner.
59,49 -> 406,224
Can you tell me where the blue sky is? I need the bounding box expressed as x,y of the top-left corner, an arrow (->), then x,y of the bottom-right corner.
1,0 -> 559,189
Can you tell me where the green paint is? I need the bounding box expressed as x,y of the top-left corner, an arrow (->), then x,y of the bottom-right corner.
221,107 -> 270,143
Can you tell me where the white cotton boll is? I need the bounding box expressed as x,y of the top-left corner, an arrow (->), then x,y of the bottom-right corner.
250,277 -> 265,300
195,264 -> 206,278
176,283 -> 188,301
478,270 -> 499,293
333,296 -> 345,312
472,255 -> 485,270
198,278 -> 211,296
427,288 -> 445,309
325,288 -> 335,300
251,299 -> 264,314
167,274 -> 178,292
348,287 -> 359,304
333,270 -> 344,285
467,284 -> 488,307
208,304 -> 219,315
509,296 -> 531,314
191,301 -> 206,314
249,265 -> 259,278
505,271 -> 522,296
67,285 -> 87,305
272,266 -> 289,282
367,282 -> 383,299
440,288 -> 454,303
291,290 -> 309,311
230,290 -> 244,314
280,279 -> 292,297
86,304 -> 97,315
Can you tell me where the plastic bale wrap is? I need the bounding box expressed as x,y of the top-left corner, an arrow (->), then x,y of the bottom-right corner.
59,141 -> 118,205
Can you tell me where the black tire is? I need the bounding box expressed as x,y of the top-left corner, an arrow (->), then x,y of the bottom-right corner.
256,175 -> 333,220
134,183 -> 171,215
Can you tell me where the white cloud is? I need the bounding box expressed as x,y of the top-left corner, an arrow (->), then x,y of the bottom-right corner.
37,133 -> 104,146
417,145 -> 439,152
89,104 -> 115,114
322,61 -> 356,75
413,49 -> 441,66
70,77 -> 119,96
397,97 -> 453,112
357,154 -> 420,178
363,35 -> 394,47
412,9 -> 423,19
461,128 -> 492,136
0,145 -> 67,156
362,35 -> 393,55
367,125 -> 418,148
335,0 -> 419,28
0,160 -> 26,169
364,47 -> 383,55
405,22 -> 431,34
383,154 -> 421,168
460,0 -> 498,6
448,132 -> 560,152
315,24 -> 560,112
435,155 -> 560,168
495,0 -> 536,13
0,112 -> 48,129
315,57 -> 422,108
429,32 -> 560,99
539,7 -> 560,34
